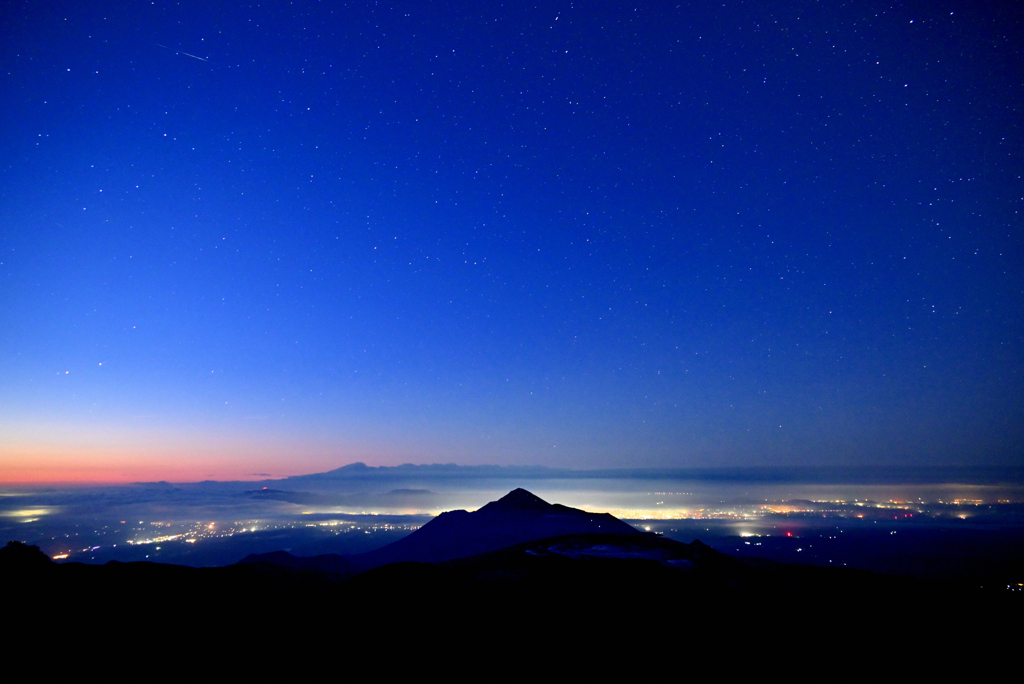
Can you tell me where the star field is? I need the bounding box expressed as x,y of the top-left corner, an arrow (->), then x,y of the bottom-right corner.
1,1 -> 1021,481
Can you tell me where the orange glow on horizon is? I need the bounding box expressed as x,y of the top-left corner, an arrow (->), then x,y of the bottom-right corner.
0,442 -> 370,485
1,455 -> 271,485
0,424 -> 502,485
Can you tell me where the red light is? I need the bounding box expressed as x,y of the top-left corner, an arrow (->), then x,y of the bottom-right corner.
786,532 -> 792,537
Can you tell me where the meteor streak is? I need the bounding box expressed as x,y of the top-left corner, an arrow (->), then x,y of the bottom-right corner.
153,42 -> 209,62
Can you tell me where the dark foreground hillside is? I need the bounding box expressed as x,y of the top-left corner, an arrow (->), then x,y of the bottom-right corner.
4,490 -> 1019,657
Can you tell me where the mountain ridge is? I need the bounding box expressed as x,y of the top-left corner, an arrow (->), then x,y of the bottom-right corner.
354,488 -> 641,568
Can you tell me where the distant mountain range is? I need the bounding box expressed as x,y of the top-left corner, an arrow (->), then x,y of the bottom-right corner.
275,462 -> 1024,485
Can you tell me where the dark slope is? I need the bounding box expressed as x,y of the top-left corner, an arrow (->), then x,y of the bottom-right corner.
351,532 -> 758,598
3,533 -> 1017,656
237,550 -> 359,576
354,488 -> 640,567
344,531 -> 983,631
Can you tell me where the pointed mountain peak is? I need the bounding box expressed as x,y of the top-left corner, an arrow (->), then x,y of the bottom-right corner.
480,488 -> 553,513
356,488 -> 642,567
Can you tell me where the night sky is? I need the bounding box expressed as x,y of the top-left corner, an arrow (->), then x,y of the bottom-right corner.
2,1 -> 1021,482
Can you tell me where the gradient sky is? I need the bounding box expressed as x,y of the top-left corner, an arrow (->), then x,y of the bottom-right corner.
1,1 -> 1022,483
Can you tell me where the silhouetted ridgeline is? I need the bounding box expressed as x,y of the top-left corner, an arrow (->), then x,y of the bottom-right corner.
354,487 -> 640,567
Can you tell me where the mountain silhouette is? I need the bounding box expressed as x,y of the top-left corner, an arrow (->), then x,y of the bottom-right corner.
355,488 -> 640,567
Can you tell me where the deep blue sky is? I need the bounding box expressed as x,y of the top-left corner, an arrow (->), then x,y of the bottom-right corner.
2,1 -> 1021,480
